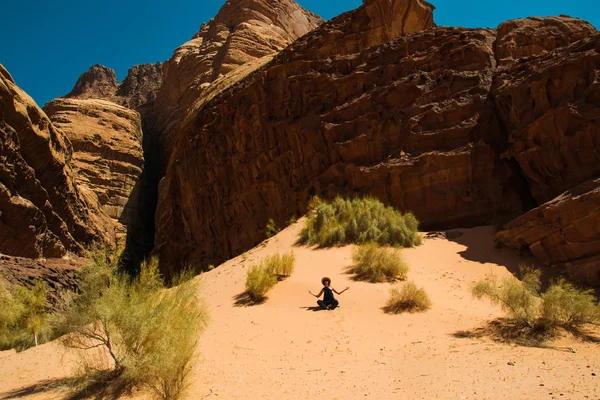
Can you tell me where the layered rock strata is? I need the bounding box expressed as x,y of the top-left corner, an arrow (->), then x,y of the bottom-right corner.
44,98 -> 144,238
0,65 -> 112,258
496,178 -> 600,286
152,0 -> 324,167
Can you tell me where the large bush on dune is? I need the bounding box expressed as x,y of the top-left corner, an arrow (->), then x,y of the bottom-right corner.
55,249 -> 208,400
300,197 -> 421,247
351,243 -> 409,283
472,265 -> 600,333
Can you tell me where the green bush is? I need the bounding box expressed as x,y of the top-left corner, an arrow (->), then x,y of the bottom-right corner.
472,265 -> 600,332
300,197 -> 421,247
386,282 -> 432,313
472,265 -> 541,328
245,252 -> 296,302
266,218 -> 280,238
0,277 -> 50,350
55,251 -> 208,400
351,243 -> 409,283
541,280 -> 600,330
245,265 -> 278,302
263,252 -> 296,278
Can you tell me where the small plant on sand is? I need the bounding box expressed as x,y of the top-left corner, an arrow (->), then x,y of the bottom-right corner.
263,252 -> 296,278
0,277 -> 51,350
472,265 -> 600,333
386,282 -> 432,314
245,265 -> 278,302
287,215 -> 298,225
300,197 -> 421,248
55,249 -> 208,400
245,252 -> 296,302
266,218 -> 280,239
351,243 -> 409,283
242,252 -> 249,262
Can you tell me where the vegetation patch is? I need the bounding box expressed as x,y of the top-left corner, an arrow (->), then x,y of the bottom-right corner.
385,281 -> 432,314
55,249 -> 208,400
244,252 -> 295,303
300,197 -> 421,247
351,243 -> 409,283
0,277 -> 50,350
471,265 -> 600,341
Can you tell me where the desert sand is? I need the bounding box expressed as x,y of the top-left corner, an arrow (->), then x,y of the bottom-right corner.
1,221 -> 598,399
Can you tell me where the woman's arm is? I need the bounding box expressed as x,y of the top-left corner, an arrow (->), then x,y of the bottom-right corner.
309,289 -> 324,298
333,287 -> 350,295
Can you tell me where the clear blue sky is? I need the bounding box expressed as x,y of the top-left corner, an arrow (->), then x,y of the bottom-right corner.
1,0 -> 597,106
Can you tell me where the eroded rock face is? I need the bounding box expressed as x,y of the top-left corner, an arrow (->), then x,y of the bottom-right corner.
496,16 -> 597,66
493,33 -> 600,204
66,63 -> 163,110
152,0 -> 324,166
496,178 -> 600,287
153,2 -> 530,276
44,98 -> 144,239
0,65 -> 113,258
0,254 -> 84,308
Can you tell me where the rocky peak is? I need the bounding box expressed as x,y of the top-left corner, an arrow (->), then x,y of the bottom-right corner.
152,0 -> 324,166
363,0 -> 435,46
496,16 -> 597,66
64,62 -> 163,109
66,64 -> 118,100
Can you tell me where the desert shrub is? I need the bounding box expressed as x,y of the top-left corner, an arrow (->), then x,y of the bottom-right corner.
287,215 -> 298,225
386,282 -> 432,313
300,197 -> 421,247
472,265 -> 541,328
472,265 -> 599,333
56,252 -> 208,400
245,252 -> 295,302
245,265 -> 278,302
541,280 -> 600,330
266,218 -> 280,238
351,243 -> 409,283
0,277 -> 50,350
262,252 -> 296,278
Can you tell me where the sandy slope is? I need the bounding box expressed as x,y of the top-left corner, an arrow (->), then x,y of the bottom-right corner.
1,221 -> 599,399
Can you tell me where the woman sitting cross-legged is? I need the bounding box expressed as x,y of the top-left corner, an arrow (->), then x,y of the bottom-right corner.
308,277 -> 349,310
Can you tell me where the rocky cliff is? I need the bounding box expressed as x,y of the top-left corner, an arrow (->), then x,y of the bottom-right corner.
154,0 -> 509,276
0,65 -> 113,259
151,0 -> 324,166
65,63 -> 163,109
153,1 -> 599,279
496,178 -> 600,286
44,98 -> 144,241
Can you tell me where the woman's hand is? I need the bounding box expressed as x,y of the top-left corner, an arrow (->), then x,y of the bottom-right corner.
308,290 -> 315,297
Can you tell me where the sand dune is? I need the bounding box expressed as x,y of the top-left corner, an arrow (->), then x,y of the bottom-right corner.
1,221 -> 599,399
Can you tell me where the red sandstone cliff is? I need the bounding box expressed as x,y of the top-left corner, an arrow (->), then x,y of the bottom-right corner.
0,65 -> 114,259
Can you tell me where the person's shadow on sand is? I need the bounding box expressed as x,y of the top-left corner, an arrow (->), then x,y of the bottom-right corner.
299,306 -> 322,312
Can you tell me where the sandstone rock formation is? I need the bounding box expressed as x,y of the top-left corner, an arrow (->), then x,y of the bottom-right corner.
495,16 -> 597,66
0,65 -> 113,259
152,0 -> 324,166
44,98 -> 144,239
0,254 -> 84,308
493,33 -> 600,204
65,63 -> 163,109
153,0 -> 511,276
496,178 -> 600,286
152,0 -> 599,279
